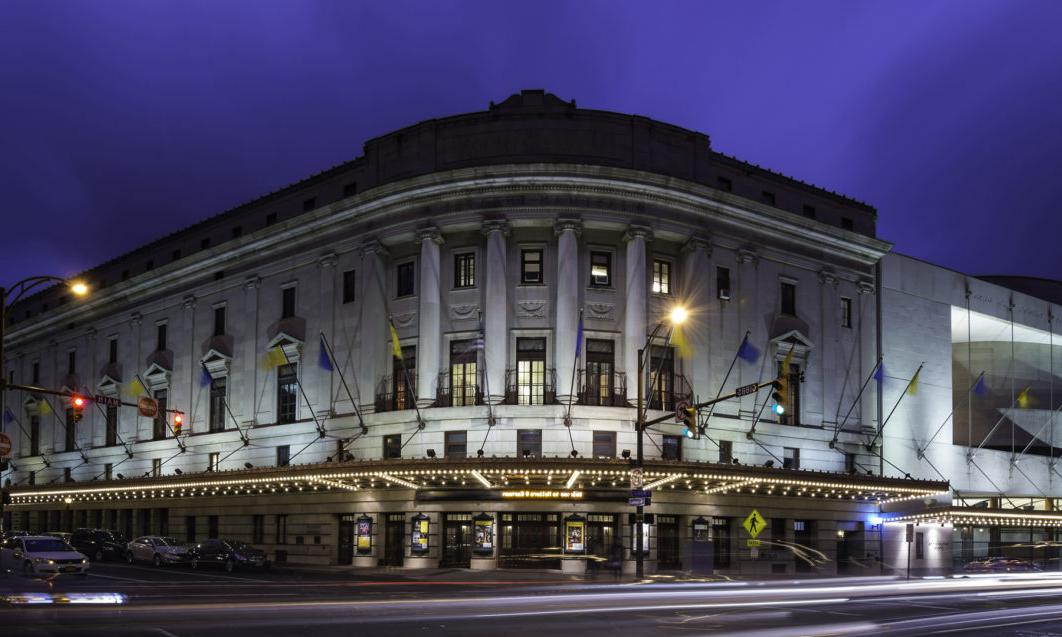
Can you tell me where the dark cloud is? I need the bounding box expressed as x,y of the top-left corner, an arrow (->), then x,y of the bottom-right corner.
1,0 -> 1060,287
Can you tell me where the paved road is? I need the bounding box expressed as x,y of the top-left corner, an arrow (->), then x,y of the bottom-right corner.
6,561 -> 1062,636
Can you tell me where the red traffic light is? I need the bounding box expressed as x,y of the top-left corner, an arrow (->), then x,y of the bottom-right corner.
71,395 -> 86,423
174,413 -> 183,425
72,396 -> 86,408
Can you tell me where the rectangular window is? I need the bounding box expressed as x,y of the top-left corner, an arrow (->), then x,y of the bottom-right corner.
64,467 -> 72,483
517,429 -> 542,458
915,531 -> 925,560
153,389 -> 168,439
213,306 -> 226,336
208,515 -> 219,539
186,516 -> 196,543
232,225 -> 242,238
252,515 -> 265,544
762,190 -> 776,206
277,445 -> 290,467
266,212 -> 278,226
645,345 -> 676,411
583,339 -> 616,406
152,458 -> 162,477
302,197 -> 316,211
383,434 -> 402,459
717,176 -> 732,192
841,297 -> 853,329
590,251 -> 611,287
391,345 -> 416,410
68,350 -> 76,375
778,360 -> 801,426
32,361 -> 39,384
275,514 -> 288,545
449,340 -> 479,407
343,182 -> 358,197
208,452 -> 220,472
277,364 -> 298,424
652,259 -> 671,295
104,463 -> 113,480
662,435 -> 682,461
521,249 -> 543,284
515,337 -> 546,406
201,237 -> 211,250
780,282 -> 797,316
444,431 -> 467,459
105,405 -> 118,446
453,252 -> 475,289
783,447 -> 800,470
802,204 -> 816,219
29,416 -> 40,456
717,266 -> 731,300
282,286 -> 296,319
64,409 -> 77,449
209,377 -> 227,432
396,261 -> 415,297
841,217 -> 854,231
156,323 -> 167,351
719,439 -> 733,464
592,431 -> 616,458
844,452 -> 857,474
342,269 -> 356,304
108,338 -> 118,364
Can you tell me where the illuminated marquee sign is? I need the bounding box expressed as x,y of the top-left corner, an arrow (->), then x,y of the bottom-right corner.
500,489 -> 584,500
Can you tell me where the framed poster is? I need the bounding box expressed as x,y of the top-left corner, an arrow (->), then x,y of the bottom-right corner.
411,514 -> 430,553
356,515 -> 373,554
473,514 -> 494,554
564,514 -> 586,553
631,522 -> 651,555
692,516 -> 710,543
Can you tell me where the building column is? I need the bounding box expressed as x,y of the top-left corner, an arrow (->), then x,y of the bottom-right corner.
358,240 -> 389,413
682,237 -> 711,403
554,219 -> 582,405
482,220 -> 509,405
624,225 -> 652,405
417,226 -> 444,407
317,251 -> 338,418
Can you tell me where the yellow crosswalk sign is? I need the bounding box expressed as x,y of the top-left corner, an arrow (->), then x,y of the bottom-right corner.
743,509 -> 766,538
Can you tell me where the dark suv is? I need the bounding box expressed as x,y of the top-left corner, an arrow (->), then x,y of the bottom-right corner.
189,539 -> 268,572
70,528 -> 128,562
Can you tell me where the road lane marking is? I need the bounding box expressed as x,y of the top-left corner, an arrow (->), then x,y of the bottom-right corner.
88,572 -> 156,583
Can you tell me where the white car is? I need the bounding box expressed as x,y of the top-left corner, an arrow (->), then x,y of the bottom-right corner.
126,536 -> 190,566
1,535 -> 89,576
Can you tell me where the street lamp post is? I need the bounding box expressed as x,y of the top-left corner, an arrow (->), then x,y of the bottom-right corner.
0,276 -> 89,532
635,306 -> 686,580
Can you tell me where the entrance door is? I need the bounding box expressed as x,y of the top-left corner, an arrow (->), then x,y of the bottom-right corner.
657,515 -> 681,570
337,515 -> 355,565
383,514 -> 405,566
586,514 -> 618,559
441,513 -> 472,567
500,513 -> 561,569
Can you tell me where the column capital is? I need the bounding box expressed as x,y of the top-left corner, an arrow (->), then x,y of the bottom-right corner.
129,312 -> 143,328
736,247 -> 758,265
359,238 -> 389,258
857,279 -> 876,295
417,225 -> 445,245
623,224 -> 654,243
818,268 -> 838,286
481,219 -> 510,236
85,327 -> 97,341
554,218 -> 583,237
681,236 -> 711,256
317,251 -> 338,269
182,295 -> 198,310
243,275 -> 262,290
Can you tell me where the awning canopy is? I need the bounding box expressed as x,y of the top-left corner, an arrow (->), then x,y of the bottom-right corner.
885,506 -> 1062,527
6,457 -> 949,507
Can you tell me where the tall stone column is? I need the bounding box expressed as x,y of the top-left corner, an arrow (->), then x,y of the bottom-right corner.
417,226 -> 444,407
681,237 -> 711,403
358,240 -> 388,413
554,219 -> 582,405
624,225 -> 652,405
482,220 -> 509,405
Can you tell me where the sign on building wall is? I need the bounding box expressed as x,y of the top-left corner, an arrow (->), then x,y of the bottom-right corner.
473,513 -> 494,554
356,515 -> 373,554
411,514 -> 430,553
564,515 -> 586,553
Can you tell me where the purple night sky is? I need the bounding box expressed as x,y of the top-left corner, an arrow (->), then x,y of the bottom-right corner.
2,1 -> 1061,287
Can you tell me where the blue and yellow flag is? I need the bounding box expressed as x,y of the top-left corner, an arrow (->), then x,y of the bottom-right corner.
671,323 -> 691,359
261,347 -> 287,369
389,322 -> 403,359
125,376 -> 145,398
1017,386 -> 1036,409
318,335 -> 334,371
906,367 -> 921,396
38,398 -> 53,416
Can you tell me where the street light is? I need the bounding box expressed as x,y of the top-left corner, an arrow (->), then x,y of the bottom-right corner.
0,276 -> 89,533
634,305 -> 686,579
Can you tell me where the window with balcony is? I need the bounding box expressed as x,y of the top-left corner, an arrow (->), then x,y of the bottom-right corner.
454,252 -> 475,289
514,338 -> 548,405
652,259 -> 671,295
277,364 -> 298,424
448,340 -> 479,407
582,339 -> 623,406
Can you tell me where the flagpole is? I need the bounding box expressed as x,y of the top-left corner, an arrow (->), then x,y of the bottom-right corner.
319,332 -> 367,434
278,347 -> 327,438
563,309 -> 583,428
866,362 -> 924,450
389,316 -> 426,450
702,329 -> 752,433
831,357 -> 883,446
916,371 -> 985,458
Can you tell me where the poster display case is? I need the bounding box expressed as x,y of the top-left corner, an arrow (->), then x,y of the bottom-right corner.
411,513 -> 430,553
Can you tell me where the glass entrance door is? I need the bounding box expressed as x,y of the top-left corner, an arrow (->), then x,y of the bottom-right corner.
338,515 -> 355,565
657,515 -> 681,570
500,513 -> 561,569
442,513 -> 472,567
383,514 -> 405,566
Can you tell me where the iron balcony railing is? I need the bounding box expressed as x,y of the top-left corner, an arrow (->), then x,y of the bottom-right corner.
503,368 -> 557,405
646,373 -> 693,412
435,370 -> 484,407
576,370 -> 628,407
374,374 -> 418,413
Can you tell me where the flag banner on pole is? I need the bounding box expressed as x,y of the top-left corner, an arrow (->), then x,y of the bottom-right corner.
126,377 -> 145,398
3,407 -> 14,424
972,374 -> 987,397
906,368 -> 921,396
1017,386 -> 1036,409
736,336 -> 760,363
38,399 -> 53,416
389,322 -> 403,359
873,362 -> 885,384
671,323 -> 692,359
575,314 -> 584,357
318,336 -> 334,371
199,364 -> 213,387
260,347 -> 287,369
781,345 -> 795,371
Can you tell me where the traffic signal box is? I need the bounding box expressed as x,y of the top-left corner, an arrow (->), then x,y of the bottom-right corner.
71,395 -> 86,423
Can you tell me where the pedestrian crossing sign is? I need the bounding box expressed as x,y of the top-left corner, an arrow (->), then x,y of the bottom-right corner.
742,509 -> 766,538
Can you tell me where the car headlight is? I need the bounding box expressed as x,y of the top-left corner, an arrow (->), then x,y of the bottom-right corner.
81,559 -> 88,564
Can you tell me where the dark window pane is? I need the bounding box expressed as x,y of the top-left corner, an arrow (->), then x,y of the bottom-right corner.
592,431 -> 616,458
590,251 -> 611,287
517,429 -> 542,458
397,262 -> 415,297
780,282 -> 796,316
277,445 -> 290,467
157,324 -> 167,351
213,306 -> 226,336
342,270 -> 356,304
445,431 -> 467,458
209,377 -> 227,432
282,287 -> 296,319
521,249 -> 543,284
718,440 -> 733,464
277,364 -> 298,424
383,434 -> 402,459
662,435 -> 682,460
153,389 -> 168,440
454,253 -> 475,288
717,267 -> 731,300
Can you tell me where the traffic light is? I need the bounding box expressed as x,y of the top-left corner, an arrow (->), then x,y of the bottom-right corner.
677,404 -> 698,439
771,377 -> 788,416
71,395 -> 86,423
173,412 -> 184,436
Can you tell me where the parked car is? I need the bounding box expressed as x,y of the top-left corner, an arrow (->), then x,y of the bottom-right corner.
70,528 -> 128,562
963,556 -> 1042,573
1,530 -> 29,541
44,531 -> 73,544
127,536 -> 190,567
189,539 -> 268,572
0,535 -> 89,577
